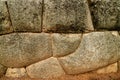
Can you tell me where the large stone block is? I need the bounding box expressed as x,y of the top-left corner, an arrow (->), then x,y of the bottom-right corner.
90,0 -> 120,30
7,0 -> 42,32
52,33 -> 82,57
0,0 -> 13,34
0,33 -> 52,67
43,0 -> 94,33
59,32 -> 120,74
26,57 -> 65,79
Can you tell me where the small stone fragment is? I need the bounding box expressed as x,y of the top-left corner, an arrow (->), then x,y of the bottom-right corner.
5,68 -> 27,78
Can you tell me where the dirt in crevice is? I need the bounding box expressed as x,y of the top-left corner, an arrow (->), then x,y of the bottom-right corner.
1,72 -> 120,80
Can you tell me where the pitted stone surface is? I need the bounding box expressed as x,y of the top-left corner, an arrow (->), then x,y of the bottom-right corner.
0,1 -> 13,34
90,0 -> 120,30
43,0 -> 94,32
5,68 -> 27,78
7,0 -> 42,32
52,33 -> 82,57
0,64 -> 7,77
0,33 -> 52,67
26,57 -> 65,79
59,32 -> 120,74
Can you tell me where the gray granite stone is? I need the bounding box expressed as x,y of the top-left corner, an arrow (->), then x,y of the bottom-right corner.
0,33 -> 52,67
43,0 -> 94,33
59,32 -> 120,74
7,0 -> 42,32
90,0 -> 120,30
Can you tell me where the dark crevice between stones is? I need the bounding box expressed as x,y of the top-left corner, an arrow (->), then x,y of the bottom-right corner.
41,0 -> 44,32
44,24 -> 86,34
5,1 -> 14,32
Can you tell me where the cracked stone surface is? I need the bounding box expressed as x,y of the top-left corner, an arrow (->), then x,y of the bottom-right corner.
58,32 -> 120,74
52,33 -> 82,57
0,33 -> 52,67
0,0 -> 13,34
26,57 -> 65,79
7,0 -> 42,32
0,64 -> 7,77
43,0 -> 94,32
90,0 -> 120,30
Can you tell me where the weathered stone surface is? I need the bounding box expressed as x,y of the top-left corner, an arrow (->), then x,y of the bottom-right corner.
0,0 -> 13,34
0,64 -> 7,77
7,0 -> 42,32
59,32 -> 120,74
43,0 -> 94,32
90,0 -> 120,30
5,68 -> 27,78
52,34 -> 82,57
26,57 -> 65,79
0,33 -> 52,67
96,63 -> 118,74
118,61 -> 120,71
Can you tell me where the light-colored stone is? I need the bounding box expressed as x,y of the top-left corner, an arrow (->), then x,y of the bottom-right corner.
52,33 -> 82,57
7,0 -> 42,32
26,57 -> 65,79
43,0 -> 94,32
5,68 -> 27,78
0,33 -> 52,67
96,63 -> 118,74
59,32 -> 120,74
90,0 -> 120,30
0,64 -> 7,77
0,0 -> 13,34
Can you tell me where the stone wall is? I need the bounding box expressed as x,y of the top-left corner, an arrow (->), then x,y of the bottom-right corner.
0,0 -> 120,79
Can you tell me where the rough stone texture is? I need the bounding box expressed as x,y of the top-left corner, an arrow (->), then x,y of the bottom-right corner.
43,0 -> 94,32
0,64 -> 7,77
0,33 -> 52,67
26,57 -> 65,79
90,0 -> 120,30
5,68 -> 27,78
0,0 -> 13,34
118,61 -> 120,71
7,0 -> 42,32
96,63 -> 118,74
59,32 -> 120,74
52,34 -> 82,57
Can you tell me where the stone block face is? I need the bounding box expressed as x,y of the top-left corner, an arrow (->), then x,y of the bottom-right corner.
0,33 -> 52,67
43,0 -> 94,33
5,68 -> 27,78
26,57 -> 65,79
7,0 -> 42,32
52,33 -> 82,57
58,32 -> 120,74
0,0 -> 13,34
90,0 -> 120,30
96,63 -> 118,74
